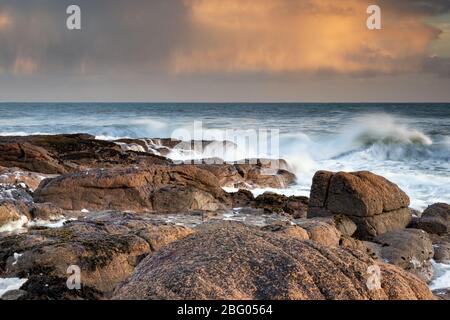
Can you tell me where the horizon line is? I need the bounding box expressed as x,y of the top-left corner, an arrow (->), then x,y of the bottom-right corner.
1,101 -> 450,104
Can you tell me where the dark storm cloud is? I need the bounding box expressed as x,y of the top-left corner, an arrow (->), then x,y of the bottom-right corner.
388,0 -> 450,77
0,0 -> 187,75
0,0 -> 449,76
378,0 -> 450,15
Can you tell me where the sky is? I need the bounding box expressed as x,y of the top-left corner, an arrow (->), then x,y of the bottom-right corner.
0,0 -> 449,102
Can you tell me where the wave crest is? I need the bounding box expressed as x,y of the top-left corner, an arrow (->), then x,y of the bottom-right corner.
349,114 -> 433,147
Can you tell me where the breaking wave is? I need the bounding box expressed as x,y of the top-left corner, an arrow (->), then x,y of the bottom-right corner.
1,107 -> 449,210
273,114 -> 450,211
279,114 -> 446,165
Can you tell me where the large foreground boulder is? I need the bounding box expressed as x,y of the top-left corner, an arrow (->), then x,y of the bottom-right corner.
416,203 -> 449,235
33,165 -> 231,213
0,212 -> 193,299
308,171 -> 411,239
113,222 -> 433,300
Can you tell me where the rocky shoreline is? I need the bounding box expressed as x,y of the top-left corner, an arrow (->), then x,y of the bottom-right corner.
0,134 -> 449,300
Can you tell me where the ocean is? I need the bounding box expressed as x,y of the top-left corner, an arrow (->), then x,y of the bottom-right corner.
0,102 -> 449,210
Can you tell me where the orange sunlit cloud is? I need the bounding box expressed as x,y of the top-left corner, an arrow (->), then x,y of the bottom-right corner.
172,0 -> 440,75
0,12 -> 12,30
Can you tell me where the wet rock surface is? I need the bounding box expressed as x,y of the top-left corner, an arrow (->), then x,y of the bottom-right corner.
373,229 -> 434,283
0,134 -> 172,174
229,191 -> 309,218
0,184 -> 33,205
0,212 -> 193,299
0,202 -> 26,230
29,203 -> 66,221
416,203 -> 449,235
434,289 -> 450,300
0,168 -> 56,191
115,138 -> 237,157
433,243 -> 450,264
254,192 -> 309,218
0,185 -> 34,230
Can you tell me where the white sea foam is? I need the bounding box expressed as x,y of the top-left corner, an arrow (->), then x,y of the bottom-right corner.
430,260 -> 450,291
95,135 -> 130,141
26,218 -> 77,229
115,142 -> 146,153
0,216 -> 77,234
12,253 -> 22,266
0,278 -> 28,298
272,115 -> 450,210
0,131 -> 52,137
0,216 -> 29,234
223,185 -> 310,198
167,140 -> 254,163
347,114 -> 432,146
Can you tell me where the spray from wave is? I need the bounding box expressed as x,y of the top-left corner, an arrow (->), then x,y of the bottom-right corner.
273,114 -> 450,210
309,114 -> 433,161
350,115 -> 432,146
280,114 -> 444,169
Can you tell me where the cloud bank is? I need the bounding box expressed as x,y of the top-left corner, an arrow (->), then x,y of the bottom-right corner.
172,0 -> 447,76
0,0 -> 448,76
0,0 -> 449,101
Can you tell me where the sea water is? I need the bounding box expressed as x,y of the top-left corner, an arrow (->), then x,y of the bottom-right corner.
1,103 -> 449,210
